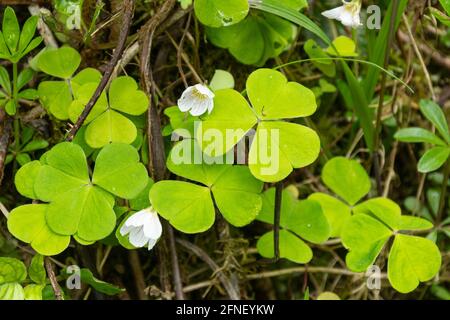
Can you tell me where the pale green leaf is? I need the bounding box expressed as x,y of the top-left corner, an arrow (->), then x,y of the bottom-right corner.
198,89 -> 257,157
150,181 -> 215,233
46,185 -> 115,241
211,165 -> 263,226
308,192 -> 351,237
194,0 -> 249,27
14,160 -> 41,199
341,214 -> 392,272
209,70 -> 235,91
85,110 -> 137,148
37,46 -> 81,79
394,127 -> 447,146
418,147 -> 450,173
0,257 -> 26,284
109,76 -> 148,115
420,100 -> 450,144
388,234 -> 441,293
249,121 -> 320,182
7,204 -> 71,256
92,143 -> 149,199
246,68 -> 316,119
28,254 -> 46,285
0,283 -> 24,300
321,157 -> 371,205
257,230 -> 313,264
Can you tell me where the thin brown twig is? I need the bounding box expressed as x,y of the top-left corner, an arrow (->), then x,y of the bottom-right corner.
128,250 -> 148,300
167,225 -> 185,300
139,0 -> 185,301
66,0 -> 135,141
44,257 -> 64,300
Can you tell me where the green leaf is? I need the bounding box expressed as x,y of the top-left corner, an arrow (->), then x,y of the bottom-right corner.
80,268 -> 124,295
28,254 -> 46,285
129,178 -> 155,211
92,143 -> 149,199
308,193 -> 351,237
251,0 -> 330,45
0,66 -> 11,94
353,197 -> 401,230
341,214 -> 392,272
257,188 -> 330,243
396,216 -> 433,231
257,230 -> 313,264
167,141 -> 229,186
16,153 -> 31,166
7,204 -> 71,256
17,68 -> 34,91
246,68 -> 317,120
394,127 -> 447,146
326,36 -> 358,57
2,7 -> 20,53
194,0 -> 249,27
430,7 -> 450,27
198,89 -> 257,157
18,16 -> 38,54
37,46 -> 81,79
304,39 -> 336,77
109,76 -> 148,115
18,36 -> 42,61
150,181 -> 215,233
14,160 -> 42,199
5,99 -> 16,115
85,110 -> 137,148
0,283 -> 24,300
321,157 -> 371,205
21,139 -> 49,153
46,185 -> 116,241
388,234 -> 441,293
206,11 -> 298,65
69,82 -> 108,124
211,165 -> 263,226
417,147 -> 450,173
34,142 -> 90,202
0,257 -> 27,284
317,292 -> 340,300
24,284 -> 44,300
164,106 -> 198,135
209,70 -> 235,91
284,199 -> 330,244
420,100 -> 450,144
18,88 -> 38,100
38,81 -> 73,120
439,0 -> 450,18
249,121 -> 320,182
0,31 -> 10,59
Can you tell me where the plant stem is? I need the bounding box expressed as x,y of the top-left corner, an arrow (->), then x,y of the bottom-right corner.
12,63 -> 19,144
372,0 -> 400,196
273,181 -> 283,261
436,160 -> 450,224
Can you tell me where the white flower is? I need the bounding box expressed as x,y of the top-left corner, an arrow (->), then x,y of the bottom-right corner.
322,0 -> 362,28
178,84 -> 215,116
120,207 -> 162,250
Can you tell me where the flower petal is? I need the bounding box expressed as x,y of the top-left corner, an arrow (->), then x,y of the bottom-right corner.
128,226 -> 149,247
322,6 -> 345,20
143,211 -> 163,240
